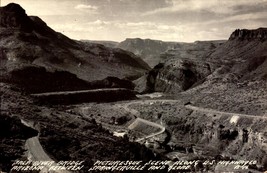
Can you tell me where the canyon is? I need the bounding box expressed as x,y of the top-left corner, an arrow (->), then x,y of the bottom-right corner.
0,3 -> 267,173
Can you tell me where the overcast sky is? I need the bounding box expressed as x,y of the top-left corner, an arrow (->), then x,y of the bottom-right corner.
2,0 -> 267,42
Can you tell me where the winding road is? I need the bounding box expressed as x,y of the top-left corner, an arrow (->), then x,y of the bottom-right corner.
185,104 -> 267,119
128,118 -> 165,142
115,101 -> 168,142
22,96 -> 266,173
115,98 -> 267,143
22,120 -> 72,173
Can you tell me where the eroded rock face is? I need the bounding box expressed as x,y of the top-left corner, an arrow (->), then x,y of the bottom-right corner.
136,59 -> 211,93
154,59 -> 211,93
229,28 -> 267,41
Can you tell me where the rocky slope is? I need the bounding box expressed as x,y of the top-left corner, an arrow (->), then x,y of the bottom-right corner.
136,28 -> 267,115
0,3 -> 150,87
127,101 -> 267,171
179,28 -> 267,115
128,29 -> 267,171
134,40 -> 224,93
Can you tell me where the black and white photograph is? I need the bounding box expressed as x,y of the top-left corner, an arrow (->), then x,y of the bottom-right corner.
0,0 -> 267,172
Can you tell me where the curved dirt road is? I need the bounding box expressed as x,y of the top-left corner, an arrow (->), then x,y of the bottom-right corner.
116,99 -> 267,143
128,118 -> 165,142
22,119 -> 72,173
116,101 -> 168,142
26,137 -> 72,173
185,104 -> 267,119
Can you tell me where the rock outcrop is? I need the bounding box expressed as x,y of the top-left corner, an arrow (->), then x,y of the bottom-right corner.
229,28 -> 267,41
154,59 -> 211,93
0,3 -> 33,32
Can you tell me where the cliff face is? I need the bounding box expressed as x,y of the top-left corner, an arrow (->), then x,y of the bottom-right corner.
229,28 -> 267,41
154,59 -> 211,93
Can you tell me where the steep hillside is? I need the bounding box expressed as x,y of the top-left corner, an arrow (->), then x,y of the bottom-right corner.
81,40 -> 119,48
211,28 -> 267,81
0,3 -> 150,85
136,28 -> 267,115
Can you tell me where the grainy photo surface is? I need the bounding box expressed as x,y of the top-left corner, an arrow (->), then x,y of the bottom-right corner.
0,0 -> 267,172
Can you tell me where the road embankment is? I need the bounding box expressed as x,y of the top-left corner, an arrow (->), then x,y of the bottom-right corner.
31,88 -> 137,104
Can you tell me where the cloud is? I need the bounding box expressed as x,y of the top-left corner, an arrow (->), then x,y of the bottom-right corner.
74,4 -> 98,10
144,0 -> 265,15
219,11 -> 267,23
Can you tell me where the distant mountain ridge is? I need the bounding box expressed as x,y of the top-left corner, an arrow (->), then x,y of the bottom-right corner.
82,38 -> 181,67
81,38 -> 226,68
117,38 -> 181,67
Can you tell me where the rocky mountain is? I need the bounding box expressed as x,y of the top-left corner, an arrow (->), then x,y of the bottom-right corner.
134,40 -> 225,93
132,28 -> 267,171
81,38 -> 225,69
0,3 -> 150,92
0,4 -> 158,171
1,3 -> 267,172
184,28 -> 267,115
